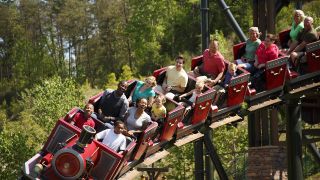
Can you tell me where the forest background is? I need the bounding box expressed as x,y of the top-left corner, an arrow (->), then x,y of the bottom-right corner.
0,0 -> 319,179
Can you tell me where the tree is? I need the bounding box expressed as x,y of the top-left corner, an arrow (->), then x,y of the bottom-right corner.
0,76 -> 85,179
118,65 -> 133,81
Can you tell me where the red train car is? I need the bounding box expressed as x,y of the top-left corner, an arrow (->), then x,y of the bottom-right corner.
277,28 -> 320,87
232,42 -> 288,107
21,34 -> 320,180
22,116 -> 137,179
152,68 -> 216,140
190,55 -> 250,120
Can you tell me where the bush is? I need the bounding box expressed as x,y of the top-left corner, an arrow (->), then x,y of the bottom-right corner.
20,76 -> 84,132
0,76 -> 85,179
119,65 -> 133,81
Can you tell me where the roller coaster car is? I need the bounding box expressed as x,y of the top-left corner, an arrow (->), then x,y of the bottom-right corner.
64,107 -> 157,162
247,56 -> 287,102
88,90 -> 158,162
285,40 -> 320,90
122,79 -> 185,143
233,43 -> 288,107
278,29 -> 290,49
152,68 -> 215,138
278,30 -> 320,79
22,117 -> 137,180
278,29 -> 300,79
190,55 -> 250,120
144,92 -> 185,157
277,36 -> 320,125
305,40 -> 320,73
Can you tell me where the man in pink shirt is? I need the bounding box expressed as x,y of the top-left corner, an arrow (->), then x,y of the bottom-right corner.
194,40 -> 225,87
254,36 -> 279,70
251,34 -> 279,92
71,103 -> 95,129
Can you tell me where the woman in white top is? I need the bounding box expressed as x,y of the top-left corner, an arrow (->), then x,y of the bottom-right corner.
124,98 -> 152,137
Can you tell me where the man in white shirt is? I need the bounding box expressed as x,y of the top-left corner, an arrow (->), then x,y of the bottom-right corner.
155,56 -> 188,99
95,121 -> 127,152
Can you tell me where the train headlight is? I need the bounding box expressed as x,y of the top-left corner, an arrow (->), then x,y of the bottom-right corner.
33,163 -> 43,175
52,148 -> 84,179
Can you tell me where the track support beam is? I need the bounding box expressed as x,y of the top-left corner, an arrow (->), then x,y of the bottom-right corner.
286,98 -> 303,180
194,139 -> 204,180
203,132 -> 228,180
217,0 -> 247,42
201,0 -> 209,51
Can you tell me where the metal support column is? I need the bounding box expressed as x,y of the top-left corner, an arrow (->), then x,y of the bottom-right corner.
267,0 -> 276,34
248,112 -> 256,147
261,109 -> 269,146
217,0 -> 247,42
205,129 -> 213,180
270,108 -> 279,145
203,132 -> 228,180
295,1 -> 303,10
195,1 -> 209,179
194,140 -> 204,180
286,98 -> 303,180
200,0 -> 209,51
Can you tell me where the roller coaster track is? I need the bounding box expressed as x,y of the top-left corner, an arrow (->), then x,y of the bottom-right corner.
118,79 -> 320,179
21,62 -> 320,180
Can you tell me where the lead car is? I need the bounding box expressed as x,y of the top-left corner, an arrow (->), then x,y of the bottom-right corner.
21,105 -> 160,180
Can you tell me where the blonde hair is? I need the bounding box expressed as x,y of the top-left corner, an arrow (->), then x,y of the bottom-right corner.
155,94 -> 166,104
294,10 -> 305,22
228,63 -> 237,72
249,27 -> 260,34
145,76 -> 156,87
249,27 -> 261,39
195,81 -> 205,89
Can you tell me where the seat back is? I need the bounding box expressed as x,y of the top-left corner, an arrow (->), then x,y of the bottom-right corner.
124,80 -> 137,99
265,57 -> 288,90
233,42 -> 246,60
89,92 -> 104,114
131,122 -> 158,161
159,103 -> 185,142
278,29 -> 290,49
227,72 -> 250,107
191,88 -> 215,124
191,55 -> 203,70
306,40 -> 320,73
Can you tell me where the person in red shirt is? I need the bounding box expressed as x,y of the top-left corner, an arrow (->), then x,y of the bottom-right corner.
193,39 -> 226,87
71,103 -> 95,129
250,34 -> 279,92
254,34 -> 279,70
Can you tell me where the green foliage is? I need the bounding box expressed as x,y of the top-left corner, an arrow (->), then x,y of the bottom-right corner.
0,1 -> 319,179
208,0 -> 252,43
104,73 -> 117,89
158,123 -> 248,179
213,123 -> 248,179
118,65 -> 133,81
157,144 -> 195,179
276,4 -> 294,33
303,1 -> 320,27
20,76 -> 84,132
303,145 -> 320,178
0,126 -> 36,179
0,76 -> 85,179
125,0 -> 170,75
212,30 -> 234,61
